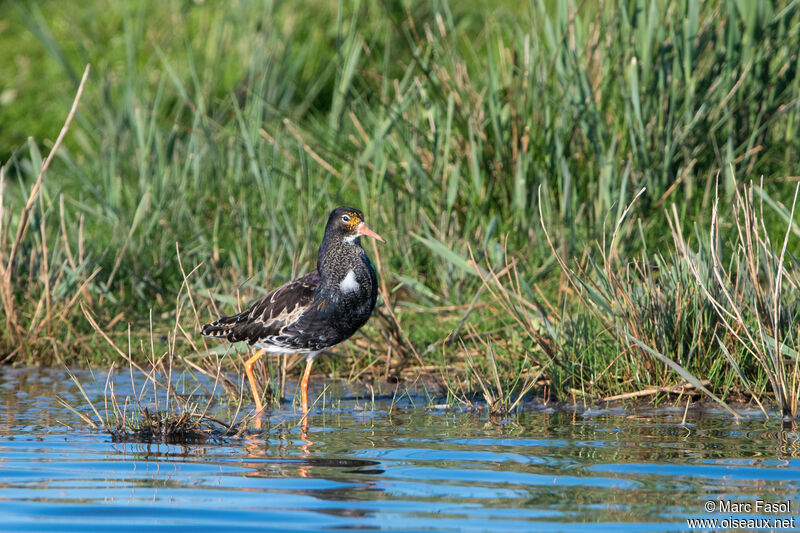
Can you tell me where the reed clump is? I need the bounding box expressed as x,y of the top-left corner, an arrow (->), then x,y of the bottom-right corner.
672,180 -> 800,419
58,305 -> 252,444
108,408 -> 215,444
463,180 -> 799,418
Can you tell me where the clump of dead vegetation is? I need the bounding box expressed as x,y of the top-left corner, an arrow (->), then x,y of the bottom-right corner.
56,341 -> 252,444
55,255 -> 257,444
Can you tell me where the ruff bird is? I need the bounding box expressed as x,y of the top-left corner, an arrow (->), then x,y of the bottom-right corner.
201,206 -> 385,413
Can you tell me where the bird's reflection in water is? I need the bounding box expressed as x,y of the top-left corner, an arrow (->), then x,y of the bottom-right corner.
241,411 -> 384,485
299,416 -> 313,456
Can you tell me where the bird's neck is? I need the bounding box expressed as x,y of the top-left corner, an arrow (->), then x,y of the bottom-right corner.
317,238 -> 366,282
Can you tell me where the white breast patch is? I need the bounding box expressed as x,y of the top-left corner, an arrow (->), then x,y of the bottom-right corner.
339,269 -> 359,293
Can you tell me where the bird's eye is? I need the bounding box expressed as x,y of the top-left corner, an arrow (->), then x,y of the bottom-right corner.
341,214 -> 351,223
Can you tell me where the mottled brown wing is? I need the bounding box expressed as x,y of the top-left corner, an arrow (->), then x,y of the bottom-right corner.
201,270 -> 320,347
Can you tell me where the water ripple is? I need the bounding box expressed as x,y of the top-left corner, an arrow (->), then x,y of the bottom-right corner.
0,368 -> 798,531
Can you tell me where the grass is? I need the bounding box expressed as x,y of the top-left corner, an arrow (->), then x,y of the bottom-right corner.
2,0 -> 800,418
672,179 -> 800,419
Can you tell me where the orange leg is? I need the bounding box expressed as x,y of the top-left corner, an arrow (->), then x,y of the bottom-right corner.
300,357 -> 314,413
244,349 -> 265,414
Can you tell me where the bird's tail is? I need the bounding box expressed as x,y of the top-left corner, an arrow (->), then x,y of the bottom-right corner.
200,314 -> 241,339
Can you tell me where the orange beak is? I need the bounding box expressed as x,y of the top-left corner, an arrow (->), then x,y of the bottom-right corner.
357,222 -> 386,243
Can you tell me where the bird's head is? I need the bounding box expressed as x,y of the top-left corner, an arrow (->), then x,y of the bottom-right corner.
324,206 -> 386,244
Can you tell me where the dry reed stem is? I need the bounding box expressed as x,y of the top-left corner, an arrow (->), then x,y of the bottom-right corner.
0,64 -> 90,353
370,238 -> 424,367
603,380 -> 711,402
5,65 -> 90,271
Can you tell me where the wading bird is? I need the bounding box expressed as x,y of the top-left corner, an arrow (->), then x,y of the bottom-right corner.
201,207 -> 385,414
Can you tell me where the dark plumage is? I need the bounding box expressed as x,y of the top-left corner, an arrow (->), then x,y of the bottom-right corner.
201,206 -> 384,413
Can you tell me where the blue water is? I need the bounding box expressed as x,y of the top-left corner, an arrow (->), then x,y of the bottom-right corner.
0,368 -> 798,531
